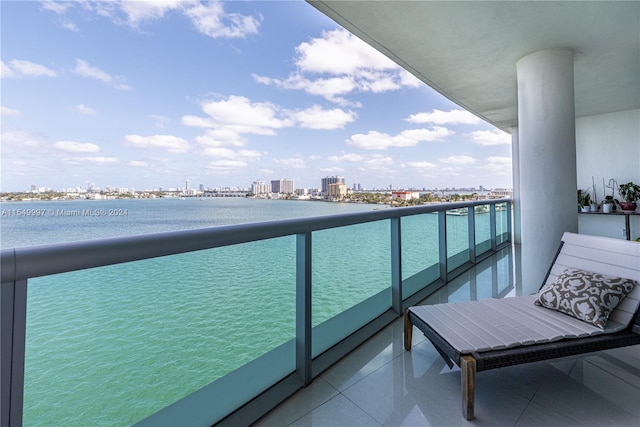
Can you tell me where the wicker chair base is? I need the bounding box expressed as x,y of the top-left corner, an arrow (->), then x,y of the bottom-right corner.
404,309 -> 640,420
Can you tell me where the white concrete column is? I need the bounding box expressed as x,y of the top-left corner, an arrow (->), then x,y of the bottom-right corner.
516,49 -> 577,295
510,126 -> 521,245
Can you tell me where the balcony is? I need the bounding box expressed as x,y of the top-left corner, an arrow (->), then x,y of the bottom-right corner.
3,198 -> 640,427
255,247 -> 640,426
3,199 -> 513,426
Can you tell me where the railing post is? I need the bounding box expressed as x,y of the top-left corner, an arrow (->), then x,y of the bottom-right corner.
467,206 -> 476,264
438,211 -> 448,281
1,278 -> 27,427
490,203 -> 497,251
295,232 -> 312,386
391,218 -> 402,314
506,201 -> 513,243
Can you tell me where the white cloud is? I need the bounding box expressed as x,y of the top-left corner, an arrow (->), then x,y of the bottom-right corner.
150,115 -> 169,129
289,105 -> 356,130
194,129 -> 246,147
406,109 -> 481,125
115,0 -> 184,26
439,155 -> 476,165
478,156 -> 512,174
185,96 -> 295,148
72,59 -> 131,90
328,153 -> 364,162
1,59 -> 56,78
1,106 -> 21,116
74,104 -> 96,115
1,131 -> 43,146
320,167 -> 344,173
273,158 -> 306,169
124,134 -> 189,153
64,156 -> 118,164
346,126 -> 451,150
363,154 -> 393,168
0,61 -> 15,78
188,96 -> 293,135
201,147 -> 260,158
407,161 -> 438,169
127,160 -> 148,167
183,1 -> 261,38
254,28 -> 420,103
45,1 -> 261,39
40,0 -> 73,14
206,159 -> 248,173
471,129 -> 511,146
399,69 -> 423,88
296,28 -> 397,75
54,140 -> 100,153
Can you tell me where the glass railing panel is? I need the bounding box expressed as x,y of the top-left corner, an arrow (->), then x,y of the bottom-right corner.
496,202 -> 510,245
311,220 -> 391,356
446,275 -> 472,303
496,248 -> 515,296
475,263 -> 495,300
22,237 -> 296,427
400,213 -> 439,299
446,209 -> 470,272
474,204 -> 491,255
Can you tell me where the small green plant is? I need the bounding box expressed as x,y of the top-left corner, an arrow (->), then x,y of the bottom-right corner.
618,181 -> 640,203
577,189 -> 591,209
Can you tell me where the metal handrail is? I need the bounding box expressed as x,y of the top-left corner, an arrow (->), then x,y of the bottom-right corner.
1,198 -> 511,427
1,199 -> 510,282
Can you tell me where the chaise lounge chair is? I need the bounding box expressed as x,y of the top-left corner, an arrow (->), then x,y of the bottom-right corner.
404,232 -> 640,420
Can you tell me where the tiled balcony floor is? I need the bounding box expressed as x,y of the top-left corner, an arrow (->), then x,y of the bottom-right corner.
254,247 -> 640,426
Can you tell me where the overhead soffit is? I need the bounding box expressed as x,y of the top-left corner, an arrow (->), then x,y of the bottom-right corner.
308,1 -> 640,132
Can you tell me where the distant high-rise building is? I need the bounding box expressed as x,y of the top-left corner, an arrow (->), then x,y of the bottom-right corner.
327,182 -> 347,198
321,176 -> 345,194
252,180 -> 271,195
271,179 -> 294,194
186,179 -> 191,191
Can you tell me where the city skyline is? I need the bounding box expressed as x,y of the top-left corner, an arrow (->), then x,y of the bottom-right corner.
1,1 -> 512,193
18,173 -> 510,195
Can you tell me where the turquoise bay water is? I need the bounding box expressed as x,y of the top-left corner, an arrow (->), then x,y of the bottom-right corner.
0,198 -> 495,426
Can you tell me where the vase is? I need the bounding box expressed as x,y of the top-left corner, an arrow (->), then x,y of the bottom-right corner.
602,203 -> 612,213
620,202 -> 637,212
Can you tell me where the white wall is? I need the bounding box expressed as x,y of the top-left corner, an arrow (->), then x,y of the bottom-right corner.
576,108 -> 640,240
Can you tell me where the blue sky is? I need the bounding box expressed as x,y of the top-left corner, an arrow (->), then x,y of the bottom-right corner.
1,0 -> 512,192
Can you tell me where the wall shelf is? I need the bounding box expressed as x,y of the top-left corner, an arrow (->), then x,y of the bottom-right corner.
579,210 -> 639,240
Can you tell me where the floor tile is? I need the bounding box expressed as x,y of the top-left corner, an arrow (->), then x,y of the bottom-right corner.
255,377 -> 339,426
341,349 -> 530,427
515,401 -> 583,427
320,331 -> 405,392
253,247 -> 640,427
289,394 -> 381,427
532,367 -> 640,426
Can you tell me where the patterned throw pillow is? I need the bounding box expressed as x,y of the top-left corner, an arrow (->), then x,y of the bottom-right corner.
535,268 -> 637,329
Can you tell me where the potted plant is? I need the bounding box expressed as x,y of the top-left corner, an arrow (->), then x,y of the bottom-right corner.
577,189 -> 591,212
601,178 -> 619,213
618,181 -> 640,211
600,195 -> 618,213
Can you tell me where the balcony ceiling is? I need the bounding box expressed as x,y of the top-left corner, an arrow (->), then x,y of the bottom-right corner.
308,1 -> 640,132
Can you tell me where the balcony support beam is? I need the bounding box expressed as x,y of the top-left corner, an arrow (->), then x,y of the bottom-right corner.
391,218 -> 402,314
1,277 -> 27,427
296,232 -> 312,386
467,207 -> 476,264
438,211 -> 448,281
